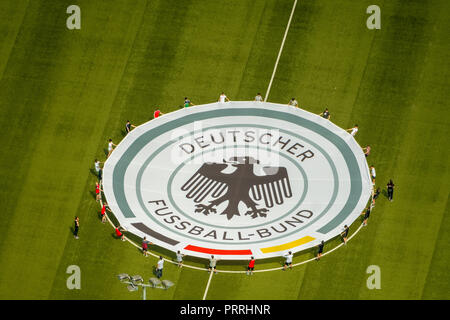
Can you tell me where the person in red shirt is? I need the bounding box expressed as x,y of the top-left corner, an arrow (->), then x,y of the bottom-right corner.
247,256 -> 255,275
95,182 -> 102,202
115,226 -> 125,241
142,237 -> 152,257
100,202 -> 111,223
153,109 -> 164,119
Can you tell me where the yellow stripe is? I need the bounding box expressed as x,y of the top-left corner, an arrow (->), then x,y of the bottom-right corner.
260,236 -> 315,253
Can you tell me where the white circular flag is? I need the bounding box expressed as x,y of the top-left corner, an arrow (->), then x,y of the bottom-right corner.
103,102 -> 372,260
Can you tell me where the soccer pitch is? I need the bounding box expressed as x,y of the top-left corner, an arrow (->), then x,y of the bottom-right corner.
0,0 -> 448,301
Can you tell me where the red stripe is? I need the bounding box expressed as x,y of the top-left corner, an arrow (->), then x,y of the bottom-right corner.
184,245 -> 252,255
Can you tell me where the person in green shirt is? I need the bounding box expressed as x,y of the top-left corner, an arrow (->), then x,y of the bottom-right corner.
184,97 -> 195,108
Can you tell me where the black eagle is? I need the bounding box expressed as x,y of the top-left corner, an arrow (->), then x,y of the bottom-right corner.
181,156 -> 292,220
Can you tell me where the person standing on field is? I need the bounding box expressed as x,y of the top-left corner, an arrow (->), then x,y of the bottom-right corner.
362,206 -> 371,226
184,97 -> 195,108
247,256 -> 256,275
125,120 -> 136,134
387,180 -> 395,201
107,139 -> 117,158
362,145 -> 371,157
156,256 -> 164,278
208,255 -> 219,274
153,109 -> 164,118
218,92 -> 230,103
287,98 -> 299,108
316,241 -> 325,260
74,216 -> 80,239
95,181 -> 102,202
346,124 -> 358,137
100,202 -> 111,223
370,165 -> 376,185
372,187 -> 380,206
142,237 -> 151,256
115,226 -> 126,241
341,225 -> 349,245
319,108 -> 330,120
254,93 -> 263,102
94,159 -> 102,174
283,251 -> 293,270
98,167 -> 103,181
176,251 -> 184,268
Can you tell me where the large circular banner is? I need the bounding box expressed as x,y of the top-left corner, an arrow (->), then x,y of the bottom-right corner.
103,102 -> 372,260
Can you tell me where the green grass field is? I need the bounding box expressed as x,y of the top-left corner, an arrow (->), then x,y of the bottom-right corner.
0,0 -> 448,300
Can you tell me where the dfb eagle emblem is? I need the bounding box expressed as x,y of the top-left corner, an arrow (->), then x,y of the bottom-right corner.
181,156 -> 292,220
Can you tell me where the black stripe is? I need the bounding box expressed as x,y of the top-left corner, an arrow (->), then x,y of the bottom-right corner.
132,223 -> 179,246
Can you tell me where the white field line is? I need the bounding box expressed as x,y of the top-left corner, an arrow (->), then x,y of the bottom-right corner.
202,271 -> 214,300
264,0 -> 298,102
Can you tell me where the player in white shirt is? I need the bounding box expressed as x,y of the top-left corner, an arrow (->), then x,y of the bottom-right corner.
370,165 -> 376,185
287,98 -> 299,108
156,256 -> 164,278
283,251 -> 293,270
346,124 -> 359,136
94,159 -> 102,173
208,255 -> 220,274
107,139 -> 117,158
254,93 -> 263,102
218,92 -> 230,103
176,251 -> 184,268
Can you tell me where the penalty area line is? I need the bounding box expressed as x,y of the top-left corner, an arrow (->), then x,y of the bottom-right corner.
264,0 -> 298,102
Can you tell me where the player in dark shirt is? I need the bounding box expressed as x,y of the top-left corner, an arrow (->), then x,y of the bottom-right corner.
319,108 -> 330,120
372,187 -> 380,205
98,167 -> 103,181
74,216 -> 80,239
341,225 -> 349,244
316,241 -> 325,260
125,120 -> 136,134
362,207 -> 371,226
387,180 -> 395,201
